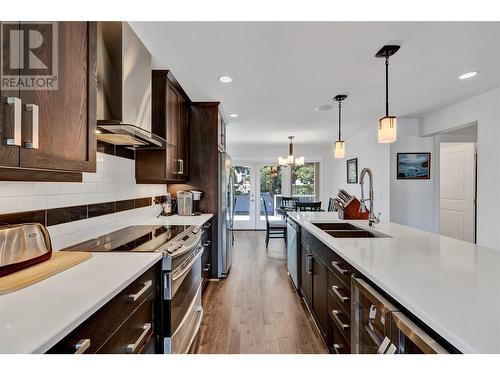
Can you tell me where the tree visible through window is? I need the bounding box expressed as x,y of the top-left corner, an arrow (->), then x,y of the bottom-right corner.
292,163 -> 315,198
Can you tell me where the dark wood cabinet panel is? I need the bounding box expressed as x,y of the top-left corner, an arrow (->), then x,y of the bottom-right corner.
136,70 -> 189,184
312,254 -> 329,339
300,244 -> 313,307
0,21 -> 96,179
19,22 -> 96,172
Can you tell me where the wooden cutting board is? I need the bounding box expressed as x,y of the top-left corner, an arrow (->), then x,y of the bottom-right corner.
0,252 -> 92,295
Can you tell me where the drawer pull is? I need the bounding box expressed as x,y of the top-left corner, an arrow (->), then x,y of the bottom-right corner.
203,222 -> 211,229
331,261 -> 348,275
331,309 -> 349,330
74,339 -> 91,354
127,280 -> 153,302
3,97 -> 21,146
126,323 -> 152,353
331,285 -> 349,302
203,263 -> 211,272
24,103 -> 39,149
333,343 -> 343,354
203,241 -> 211,247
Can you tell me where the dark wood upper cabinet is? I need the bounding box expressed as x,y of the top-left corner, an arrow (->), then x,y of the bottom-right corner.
136,70 -> 189,183
0,21 -> 97,180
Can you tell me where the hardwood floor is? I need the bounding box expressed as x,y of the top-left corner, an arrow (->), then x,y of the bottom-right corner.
196,230 -> 327,354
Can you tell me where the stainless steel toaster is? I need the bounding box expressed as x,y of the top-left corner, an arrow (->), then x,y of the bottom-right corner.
0,223 -> 52,277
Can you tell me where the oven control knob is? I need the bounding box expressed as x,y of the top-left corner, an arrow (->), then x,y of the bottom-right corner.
192,226 -> 200,234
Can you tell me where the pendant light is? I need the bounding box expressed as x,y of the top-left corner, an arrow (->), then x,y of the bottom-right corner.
333,94 -> 347,158
375,45 -> 400,143
278,136 -> 304,167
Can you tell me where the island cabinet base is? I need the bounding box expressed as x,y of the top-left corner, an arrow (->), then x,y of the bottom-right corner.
47,264 -> 160,354
300,228 -> 356,353
298,226 -> 455,354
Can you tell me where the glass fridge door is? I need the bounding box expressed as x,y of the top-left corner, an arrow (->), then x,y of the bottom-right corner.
391,311 -> 448,354
351,277 -> 398,354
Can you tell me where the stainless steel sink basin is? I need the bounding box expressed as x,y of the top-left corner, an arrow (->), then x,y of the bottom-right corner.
324,230 -> 391,238
313,222 -> 392,238
313,223 -> 360,231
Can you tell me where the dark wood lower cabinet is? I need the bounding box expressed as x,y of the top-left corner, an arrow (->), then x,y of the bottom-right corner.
201,219 -> 212,295
300,227 -> 356,354
47,263 -> 160,354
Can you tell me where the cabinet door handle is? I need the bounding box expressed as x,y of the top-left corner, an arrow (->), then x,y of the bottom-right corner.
306,254 -> 313,275
203,263 -> 211,272
203,222 -> 211,229
74,339 -> 91,354
331,285 -> 349,302
331,309 -> 349,330
331,261 -> 348,275
126,323 -> 152,353
333,343 -> 342,354
127,280 -> 153,302
24,103 -> 39,149
177,159 -> 184,174
3,97 -> 21,146
203,241 -> 211,247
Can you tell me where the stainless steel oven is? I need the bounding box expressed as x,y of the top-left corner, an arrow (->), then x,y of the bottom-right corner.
161,231 -> 204,354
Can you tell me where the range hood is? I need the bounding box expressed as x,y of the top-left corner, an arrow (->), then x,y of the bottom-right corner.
96,22 -> 167,148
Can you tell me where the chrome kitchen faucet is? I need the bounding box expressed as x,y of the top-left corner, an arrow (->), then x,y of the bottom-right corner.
359,167 -> 381,227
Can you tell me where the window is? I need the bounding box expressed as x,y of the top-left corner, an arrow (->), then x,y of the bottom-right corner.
291,162 -> 319,202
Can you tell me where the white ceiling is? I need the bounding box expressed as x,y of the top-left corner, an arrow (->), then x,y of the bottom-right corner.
130,22 -> 500,145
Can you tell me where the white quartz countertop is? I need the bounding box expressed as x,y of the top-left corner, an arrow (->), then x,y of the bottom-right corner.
139,213 -> 213,227
0,252 -> 162,353
287,212 -> 500,354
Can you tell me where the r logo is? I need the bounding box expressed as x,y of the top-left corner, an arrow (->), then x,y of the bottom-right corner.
1,22 -> 58,90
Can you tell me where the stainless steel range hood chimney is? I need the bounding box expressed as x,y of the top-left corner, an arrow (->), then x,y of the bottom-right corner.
96,22 -> 167,148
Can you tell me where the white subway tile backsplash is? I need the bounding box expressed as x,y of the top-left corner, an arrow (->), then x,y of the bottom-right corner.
17,195 -> 48,212
0,197 -> 18,214
1,153 -> 166,249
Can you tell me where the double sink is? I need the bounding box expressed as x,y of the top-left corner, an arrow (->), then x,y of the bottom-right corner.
313,222 -> 392,238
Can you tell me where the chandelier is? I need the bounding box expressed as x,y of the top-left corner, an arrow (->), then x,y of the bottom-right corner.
278,136 -> 304,167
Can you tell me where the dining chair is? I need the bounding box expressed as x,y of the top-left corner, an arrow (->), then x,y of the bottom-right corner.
295,201 -> 322,212
280,196 -> 297,209
262,198 -> 287,248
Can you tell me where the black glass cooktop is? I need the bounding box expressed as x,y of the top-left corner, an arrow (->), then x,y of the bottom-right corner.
63,225 -> 190,252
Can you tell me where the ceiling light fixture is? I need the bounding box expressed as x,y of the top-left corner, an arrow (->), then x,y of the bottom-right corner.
278,136 -> 304,167
229,113 -> 239,118
333,94 -> 348,159
218,75 -> 233,83
458,71 -> 478,80
375,45 -> 400,143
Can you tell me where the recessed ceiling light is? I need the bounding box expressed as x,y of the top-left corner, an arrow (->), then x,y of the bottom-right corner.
458,71 -> 478,80
229,113 -> 239,118
218,75 -> 233,83
315,104 -> 334,112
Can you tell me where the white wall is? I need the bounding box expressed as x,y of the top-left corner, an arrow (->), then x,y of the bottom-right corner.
226,143 -> 334,208
390,119 -> 436,232
0,153 -> 166,250
331,126 -> 391,222
421,87 -> 500,250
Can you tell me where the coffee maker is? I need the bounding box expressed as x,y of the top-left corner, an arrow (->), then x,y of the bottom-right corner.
191,191 -> 202,215
176,190 -> 203,216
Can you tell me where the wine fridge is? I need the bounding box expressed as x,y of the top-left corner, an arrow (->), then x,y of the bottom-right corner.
351,277 -> 447,354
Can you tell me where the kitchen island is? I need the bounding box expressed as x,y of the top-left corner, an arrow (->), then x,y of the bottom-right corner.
288,212 -> 500,354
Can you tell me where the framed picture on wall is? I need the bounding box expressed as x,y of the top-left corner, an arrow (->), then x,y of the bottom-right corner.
397,153 -> 431,179
346,158 -> 358,184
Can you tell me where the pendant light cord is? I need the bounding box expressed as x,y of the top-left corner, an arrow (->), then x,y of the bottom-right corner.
338,101 -> 342,141
385,56 -> 389,116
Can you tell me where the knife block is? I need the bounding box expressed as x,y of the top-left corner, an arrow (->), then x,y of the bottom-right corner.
338,197 -> 369,220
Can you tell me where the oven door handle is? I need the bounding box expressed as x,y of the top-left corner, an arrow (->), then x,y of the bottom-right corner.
172,246 -> 203,282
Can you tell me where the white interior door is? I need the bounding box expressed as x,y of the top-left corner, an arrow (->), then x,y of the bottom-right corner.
439,143 -> 476,242
232,164 -> 257,230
